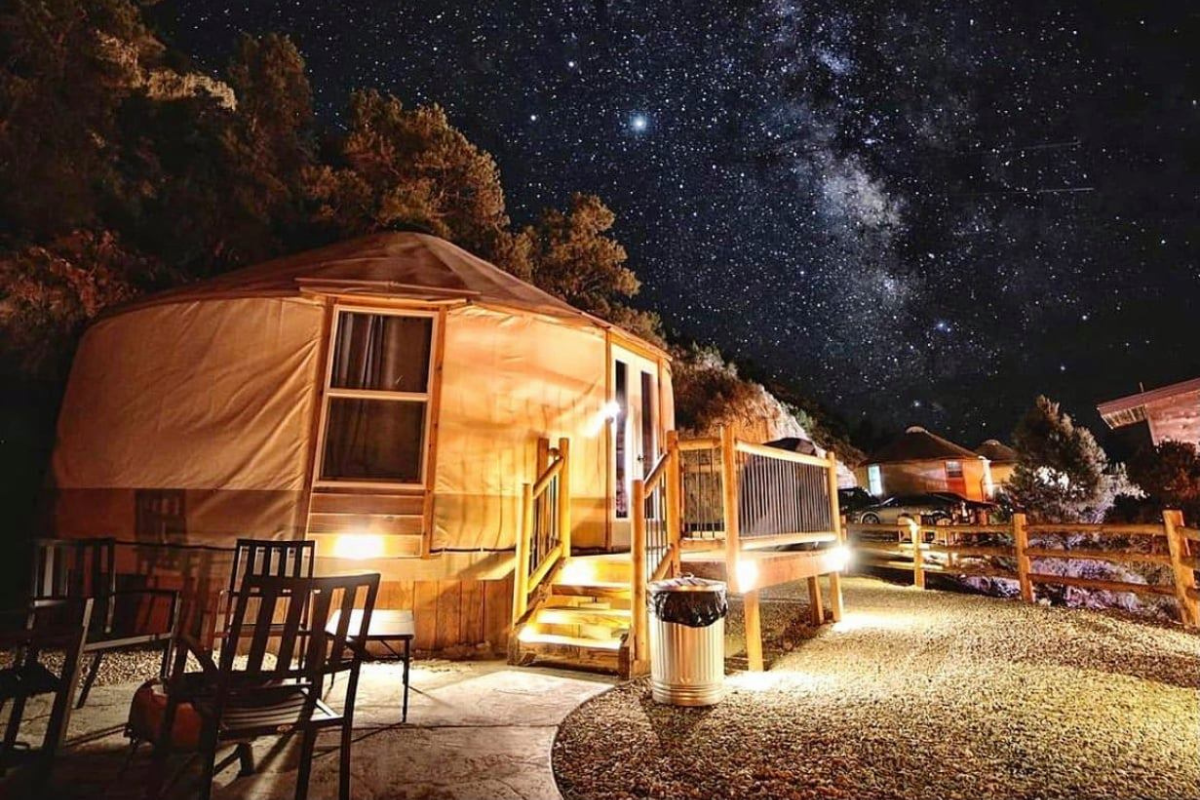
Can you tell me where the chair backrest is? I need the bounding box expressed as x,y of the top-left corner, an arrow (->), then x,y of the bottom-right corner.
227,539 -> 316,596
218,574 -> 379,686
1,598 -> 95,692
31,538 -> 116,632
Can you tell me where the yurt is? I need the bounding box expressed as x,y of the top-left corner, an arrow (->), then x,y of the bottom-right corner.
49,232 -> 673,651
855,426 -> 993,502
975,439 -> 1017,494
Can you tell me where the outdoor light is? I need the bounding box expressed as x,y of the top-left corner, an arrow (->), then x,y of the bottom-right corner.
333,532 -> 386,560
831,544 -> 852,572
735,559 -> 759,592
588,400 -> 624,437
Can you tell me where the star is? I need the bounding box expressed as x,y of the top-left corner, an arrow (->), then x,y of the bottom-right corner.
629,114 -> 649,133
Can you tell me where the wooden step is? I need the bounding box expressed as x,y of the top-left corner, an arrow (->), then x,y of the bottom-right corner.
534,607 -> 631,628
518,632 -> 622,652
551,581 -> 630,598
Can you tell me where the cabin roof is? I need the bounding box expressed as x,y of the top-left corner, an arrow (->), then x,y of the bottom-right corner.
1096,377 -> 1200,429
975,439 -> 1017,463
866,426 -> 983,465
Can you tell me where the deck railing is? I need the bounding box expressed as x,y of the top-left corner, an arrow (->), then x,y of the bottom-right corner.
848,509 -> 1200,627
512,437 -> 571,622
630,431 -> 682,664
678,427 -> 843,586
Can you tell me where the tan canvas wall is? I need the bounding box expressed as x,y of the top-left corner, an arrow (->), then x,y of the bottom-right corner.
433,304 -> 610,552
51,297 -> 325,544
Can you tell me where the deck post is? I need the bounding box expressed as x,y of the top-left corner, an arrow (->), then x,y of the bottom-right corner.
513,483 -> 534,621
743,589 -> 763,671
826,454 -> 844,623
1013,512 -> 1033,603
632,479 -> 649,665
558,437 -> 572,558
665,430 -> 683,577
1164,509 -> 1199,627
807,577 -> 825,625
720,426 -> 741,590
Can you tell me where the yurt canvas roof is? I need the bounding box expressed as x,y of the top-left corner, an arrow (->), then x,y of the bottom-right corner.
867,426 -> 982,465
115,232 -> 586,321
975,439 -> 1017,464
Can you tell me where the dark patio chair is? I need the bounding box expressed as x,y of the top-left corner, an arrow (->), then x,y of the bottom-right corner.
154,572 -> 379,800
31,538 -> 180,708
211,539 -> 316,643
0,598 -> 93,785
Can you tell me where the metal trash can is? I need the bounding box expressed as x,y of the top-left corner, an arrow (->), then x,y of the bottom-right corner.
648,576 -> 727,706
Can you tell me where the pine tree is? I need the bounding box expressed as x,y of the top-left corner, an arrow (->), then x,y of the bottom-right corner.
1007,395 -> 1128,522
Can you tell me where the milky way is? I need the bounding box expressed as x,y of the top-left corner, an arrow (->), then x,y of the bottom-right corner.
155,1 -> 1199,443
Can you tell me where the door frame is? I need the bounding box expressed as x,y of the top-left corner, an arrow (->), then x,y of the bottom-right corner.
606,342 -> 664,550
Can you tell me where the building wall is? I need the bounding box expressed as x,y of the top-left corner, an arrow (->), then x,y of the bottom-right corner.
1145,390 -> 1200,446
855,458 -> 992,502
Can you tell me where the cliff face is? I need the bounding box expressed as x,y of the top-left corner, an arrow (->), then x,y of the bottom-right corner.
672,348 -> 858,486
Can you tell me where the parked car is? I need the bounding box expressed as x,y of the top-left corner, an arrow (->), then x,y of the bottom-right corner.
838,487 -> 876,516
854,493 -> 961,526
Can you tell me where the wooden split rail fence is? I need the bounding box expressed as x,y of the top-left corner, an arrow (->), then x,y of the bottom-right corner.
848,510 -> 1200,627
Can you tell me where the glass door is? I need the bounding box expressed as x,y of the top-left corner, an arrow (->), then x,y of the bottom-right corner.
610,345 -> 660,548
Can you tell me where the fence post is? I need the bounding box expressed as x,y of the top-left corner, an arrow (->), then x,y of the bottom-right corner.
906,517 -> 925,589
665,430 -> 682,577
557,437 -> 571,559
720,426 -> 741,591
1012,512 -> 1033,603
631,479 -> 649,666
826,454 -> 844,622
1164,509 -> 1199,628
513,483 -> 533,622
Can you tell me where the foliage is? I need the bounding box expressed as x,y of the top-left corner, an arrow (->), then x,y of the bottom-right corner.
0,231 -> 164,377
527,193 -> 662,344
1127,440 -> 1200,520
1007,395 -> 1131,522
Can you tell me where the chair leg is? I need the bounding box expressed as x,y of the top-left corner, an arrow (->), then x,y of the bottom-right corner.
2,694 -> 28,757
76,651 -> 104,709
236,742 -> 255,777
197,735 -> 219,800
294,728 -> 317,800
339,721 -> 353,800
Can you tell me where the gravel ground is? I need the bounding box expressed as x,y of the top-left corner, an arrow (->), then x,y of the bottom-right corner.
554,576 -> 1200,800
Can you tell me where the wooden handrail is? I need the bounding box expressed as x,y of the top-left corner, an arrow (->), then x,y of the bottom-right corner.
512,437 -> 571,625
531,457 -> 564,497
678,436 -> 720,451
733,438 -> 833,469
1025,523 -> 1166,536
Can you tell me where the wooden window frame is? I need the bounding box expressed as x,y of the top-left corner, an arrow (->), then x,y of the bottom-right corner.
312,305 -> 439,491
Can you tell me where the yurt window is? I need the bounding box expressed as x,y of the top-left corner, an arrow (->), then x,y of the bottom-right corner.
317,308 -> 436,487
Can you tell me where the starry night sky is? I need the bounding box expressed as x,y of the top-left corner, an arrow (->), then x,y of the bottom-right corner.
152,1 -> 1199,446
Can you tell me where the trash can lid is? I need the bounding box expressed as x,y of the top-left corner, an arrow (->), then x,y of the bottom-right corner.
648,576 -> 726,594
648,576 -> 727,627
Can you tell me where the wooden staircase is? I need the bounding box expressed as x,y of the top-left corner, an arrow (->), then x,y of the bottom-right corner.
509,554 -> 633,675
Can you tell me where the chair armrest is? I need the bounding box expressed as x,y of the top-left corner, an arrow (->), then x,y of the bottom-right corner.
175,632 -> 219,676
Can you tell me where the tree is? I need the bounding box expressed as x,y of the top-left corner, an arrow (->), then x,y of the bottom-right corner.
1128,440 -> 1200,519
0,231 -> 163,379
1007,395 -> 1129,522
305,90 -> 524,271
527,193 -> 662,343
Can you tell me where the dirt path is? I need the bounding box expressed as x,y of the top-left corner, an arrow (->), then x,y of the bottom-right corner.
554,577 -> 1200,800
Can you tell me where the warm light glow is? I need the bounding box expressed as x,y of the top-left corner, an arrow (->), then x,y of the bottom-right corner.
332,533 -> 385,560
832,610 -> 917,633
830,544 -> 852,572
518,625 -> 541,643
559,557 -> 603,585
735,559 -> 759,592
587,400 -> 624,437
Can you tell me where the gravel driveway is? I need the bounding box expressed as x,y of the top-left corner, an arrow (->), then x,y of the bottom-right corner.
553,576 -> 1200,800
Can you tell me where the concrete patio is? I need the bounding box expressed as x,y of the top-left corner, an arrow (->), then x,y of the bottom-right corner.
1,660 -> 613,799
